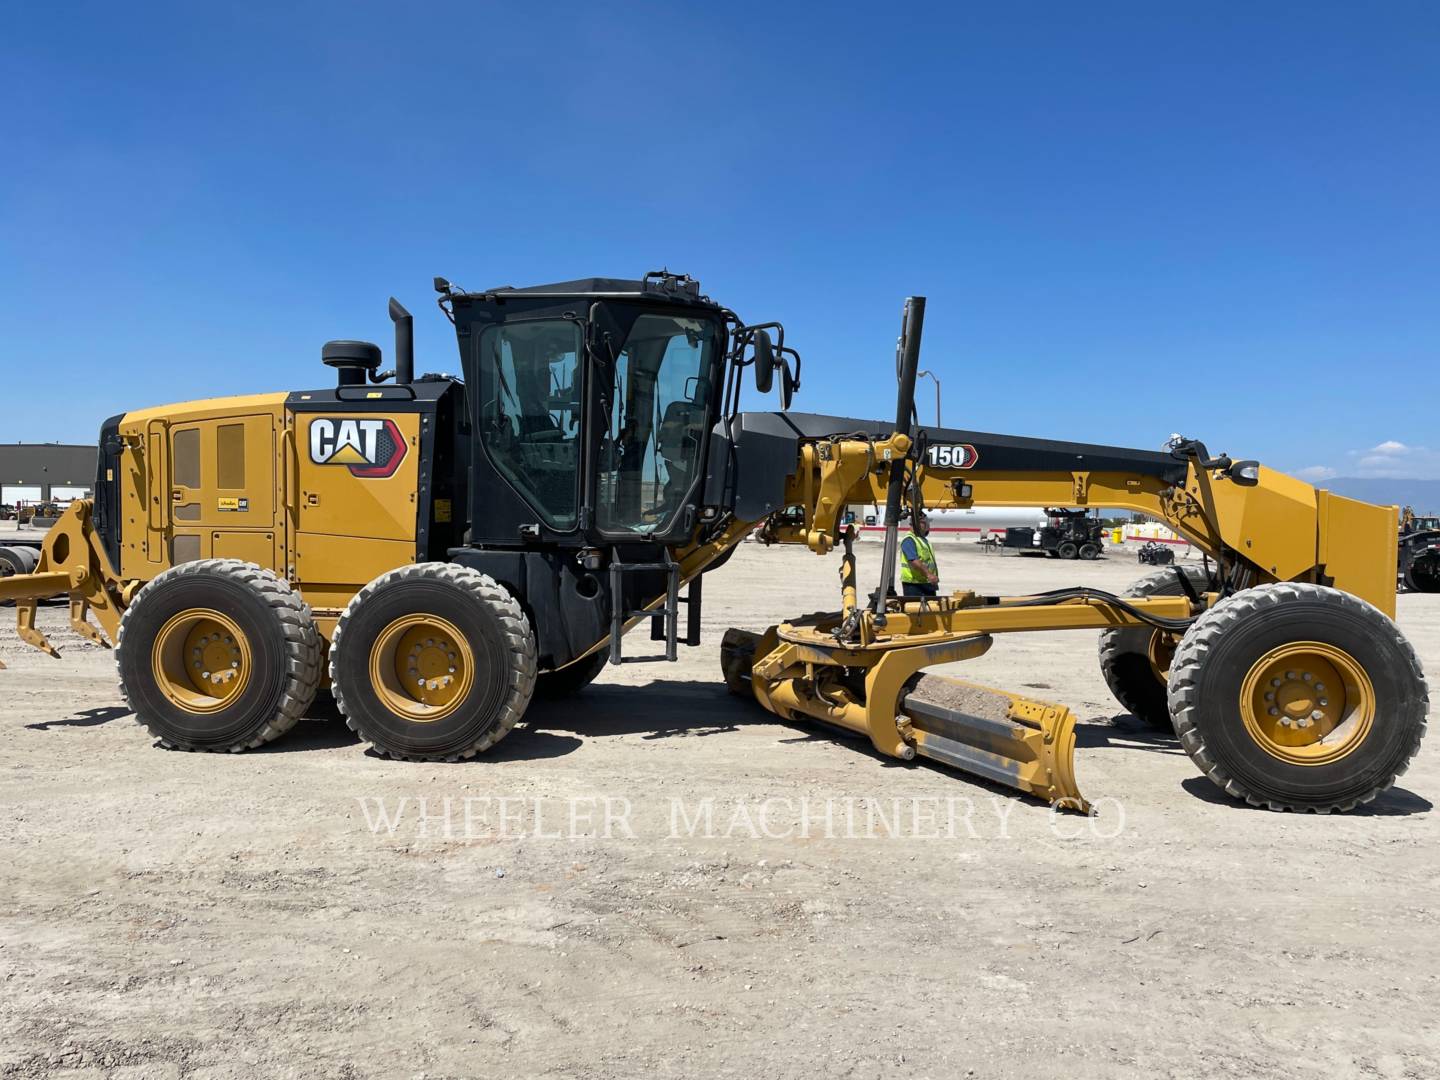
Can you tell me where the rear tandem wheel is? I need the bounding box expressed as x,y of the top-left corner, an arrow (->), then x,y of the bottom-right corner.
329,563 -> 537,761
115,560 -> 322,751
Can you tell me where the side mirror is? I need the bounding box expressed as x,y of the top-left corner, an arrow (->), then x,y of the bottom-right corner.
753,330 -> 775,393
779,358 -> 796,411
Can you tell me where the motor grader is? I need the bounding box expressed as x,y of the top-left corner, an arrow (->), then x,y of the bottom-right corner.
1,273 -> 1427,813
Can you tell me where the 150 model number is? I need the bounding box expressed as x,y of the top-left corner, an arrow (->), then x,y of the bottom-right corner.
925,443 -> 979,469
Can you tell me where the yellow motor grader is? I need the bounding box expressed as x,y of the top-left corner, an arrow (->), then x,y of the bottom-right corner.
1,274 -> 1427,813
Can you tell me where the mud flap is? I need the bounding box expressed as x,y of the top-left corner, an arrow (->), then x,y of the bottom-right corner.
900,673 -> 1088,812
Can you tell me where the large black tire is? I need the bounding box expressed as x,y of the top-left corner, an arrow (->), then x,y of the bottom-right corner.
116,560 -> 322,751
1056,541 -> 1078,560
535,650 -> 608,699
1169,583 -> 1428,812
1078,542 -> 1100,561
1098,564 -> 1214,732
1403,558 -> 1440,593
0,545 -> 36,577
330,562 -> 536,761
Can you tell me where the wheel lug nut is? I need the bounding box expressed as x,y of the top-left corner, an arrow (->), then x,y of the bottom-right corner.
1284,670 -> 1296,680
1319,698 -> 1328,707
1264,691 -> 1275,701
1271,678 -> 1282,688
1268,706 -> 1279,717
1314,684 -> 1325,693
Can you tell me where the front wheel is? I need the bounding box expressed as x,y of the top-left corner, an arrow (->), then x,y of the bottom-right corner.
1099,565 -> 1214,732
330,563 -> 536,761
1057,541 -> 1078,560
1169,583 -> 1428,812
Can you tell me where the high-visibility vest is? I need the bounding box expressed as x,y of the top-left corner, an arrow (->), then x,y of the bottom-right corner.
900,530 -> 938,584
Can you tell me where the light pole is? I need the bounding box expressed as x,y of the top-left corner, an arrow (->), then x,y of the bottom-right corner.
917,369 -> 941,427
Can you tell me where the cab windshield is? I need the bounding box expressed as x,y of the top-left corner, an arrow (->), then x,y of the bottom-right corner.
596,313 -> 716,535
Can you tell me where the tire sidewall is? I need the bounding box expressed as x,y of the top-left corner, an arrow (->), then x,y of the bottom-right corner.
118,570 -> 290,749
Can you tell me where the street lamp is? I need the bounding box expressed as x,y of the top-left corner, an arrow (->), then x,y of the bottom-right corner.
917,369 -> 941,427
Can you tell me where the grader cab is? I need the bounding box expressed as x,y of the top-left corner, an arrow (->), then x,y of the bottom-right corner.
1,274 -> 1427,813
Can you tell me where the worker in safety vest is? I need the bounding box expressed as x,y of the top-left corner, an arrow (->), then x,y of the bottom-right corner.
900,510 -> 940,597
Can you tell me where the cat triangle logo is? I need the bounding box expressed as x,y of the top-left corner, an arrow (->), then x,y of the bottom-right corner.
328,444 -> 369,465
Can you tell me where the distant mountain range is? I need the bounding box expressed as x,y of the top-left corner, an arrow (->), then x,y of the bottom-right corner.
1320,477 -> 1440,512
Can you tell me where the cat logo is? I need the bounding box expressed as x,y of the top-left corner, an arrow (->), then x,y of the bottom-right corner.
308,417 -> 407,478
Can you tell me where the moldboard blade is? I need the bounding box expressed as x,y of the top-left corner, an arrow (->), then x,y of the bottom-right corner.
900,673 -> 1088,813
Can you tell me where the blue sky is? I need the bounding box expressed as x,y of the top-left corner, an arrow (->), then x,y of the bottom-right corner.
4,3 -> 1438,481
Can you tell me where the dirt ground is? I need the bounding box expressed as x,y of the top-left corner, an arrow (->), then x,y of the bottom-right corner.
2,533 -> 1437,1080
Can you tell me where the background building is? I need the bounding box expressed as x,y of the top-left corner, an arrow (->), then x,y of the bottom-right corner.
0,443 -> 97,504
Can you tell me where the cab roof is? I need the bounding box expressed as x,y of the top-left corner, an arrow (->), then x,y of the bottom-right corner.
458,272 -> 718,307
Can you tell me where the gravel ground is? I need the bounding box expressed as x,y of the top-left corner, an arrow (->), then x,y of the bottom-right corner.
2,534 -> 1436,1079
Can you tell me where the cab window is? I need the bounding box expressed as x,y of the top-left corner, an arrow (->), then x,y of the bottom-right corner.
478,320 -> 583,530
596,314 -> 715,535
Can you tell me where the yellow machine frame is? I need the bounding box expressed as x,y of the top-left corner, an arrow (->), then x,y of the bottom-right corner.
0,348 -> 1404,813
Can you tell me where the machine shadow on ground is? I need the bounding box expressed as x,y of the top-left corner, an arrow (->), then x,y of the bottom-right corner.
524,680 -> 750,744
24,704 -> 133,731
1178,775 -> 1432,817
1074,715 -> 1190,756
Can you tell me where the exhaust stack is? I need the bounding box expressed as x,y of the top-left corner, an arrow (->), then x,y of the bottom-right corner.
389,298 -> 414,384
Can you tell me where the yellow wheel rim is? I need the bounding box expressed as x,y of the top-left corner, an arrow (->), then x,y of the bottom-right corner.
368,614 -> 474,723
1148,630 -> 1178,683
1239,642 -> 1375,766
151,609 -> 252,714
